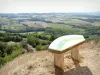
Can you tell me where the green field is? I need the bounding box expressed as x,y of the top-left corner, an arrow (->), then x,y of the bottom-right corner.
0,17 -> 10,22
4,24 -> 24,28
48,23 -> 72,29
0,30 -> 6,33
2,24 -> 26,31
48,23 -> 86,34
64,19 -> 90,25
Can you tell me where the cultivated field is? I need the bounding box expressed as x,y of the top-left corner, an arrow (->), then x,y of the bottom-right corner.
2,24 -> 27,31
92,22 -> 100,26
21,21 -> 50,28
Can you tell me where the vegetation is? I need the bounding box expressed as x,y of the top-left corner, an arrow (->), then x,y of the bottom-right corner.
0,41 -> 24,68
0,13 -> 100,68
78,18 -> 100,23
27,35 -> 40,47
0,33 -> 23,42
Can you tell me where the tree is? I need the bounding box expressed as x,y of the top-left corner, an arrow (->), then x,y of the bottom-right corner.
50,34 -> 55,41
27,35 -> 39,47
0,42 -> 6,57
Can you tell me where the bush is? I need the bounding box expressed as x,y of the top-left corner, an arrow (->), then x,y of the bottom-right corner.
5,45 -> 16,55
0,57 -> 5,68
49,34 -> 56,41
0,42 -> 6,57
27,35 -> 39,47
86,36 -> 100,42
36,45 -> 48,51
0,42 -> 24,68
0,33 -> 23,42
20,41 -> 27,48
39,40 -> 51,45
36,45 -> 42,51
3,44 -> 23,63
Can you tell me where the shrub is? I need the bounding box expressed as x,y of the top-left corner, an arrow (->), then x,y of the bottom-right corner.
27,35 -> 39,47
36,45 -> 42,51
0,57 -> 5,68
36,45 -> 48,51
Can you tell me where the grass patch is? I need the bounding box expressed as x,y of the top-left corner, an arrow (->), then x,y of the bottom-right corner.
3,49 -> 23,63
48,23 -> 72,29
86,35 -> 100,41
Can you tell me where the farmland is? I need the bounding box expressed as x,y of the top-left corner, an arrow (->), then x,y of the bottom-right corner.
0,13 -> 100,33
2,24 -> 27,31
3,24 -> 24,28
21,21 -> 50,28
48,23 -> 86,34
92,22 -> 100,26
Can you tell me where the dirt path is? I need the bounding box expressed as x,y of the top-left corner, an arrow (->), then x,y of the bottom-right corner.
0,41 -> 100,75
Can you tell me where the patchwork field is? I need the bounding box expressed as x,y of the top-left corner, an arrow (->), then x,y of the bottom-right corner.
64,19 -> 90,25
92,22 -> 100,26
3,24 -> 27,31
21,21 -> 50,28
48,17 -> 100,26
48,23 -> 72,29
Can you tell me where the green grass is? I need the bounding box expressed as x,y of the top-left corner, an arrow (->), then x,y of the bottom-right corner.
86,35 -> 100,41
3,49 -> 23,63
3,43 -> 23,63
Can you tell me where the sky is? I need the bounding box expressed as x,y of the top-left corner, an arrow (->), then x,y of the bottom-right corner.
0,0 -> 100,13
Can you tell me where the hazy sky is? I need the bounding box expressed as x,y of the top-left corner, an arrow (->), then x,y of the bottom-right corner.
0,0 -> 100,13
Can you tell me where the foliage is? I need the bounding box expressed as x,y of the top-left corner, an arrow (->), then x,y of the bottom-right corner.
0,13 -> 100,68
49,34 -> 56,41
0,33 -> 23,42
39,40 -> 51,45
78,18 -> 100,23
3,45 -> 23,63
27,35 -> 39,47
0,42 -> 24,68
85,35 -> 100,41
0,57 -> 4,68
36,45 -> 48,51
0,42 -> 6,57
